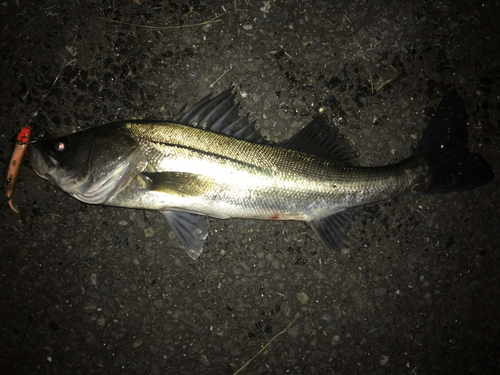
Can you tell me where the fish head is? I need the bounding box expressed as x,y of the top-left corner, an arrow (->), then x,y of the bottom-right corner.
28,126 -> 147,204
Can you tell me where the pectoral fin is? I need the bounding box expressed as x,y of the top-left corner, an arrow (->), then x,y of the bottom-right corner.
160,210 -> 208,259
144,172 -> 215,197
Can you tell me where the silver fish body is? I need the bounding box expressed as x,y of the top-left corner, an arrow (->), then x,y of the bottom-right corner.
28,89 -> 494,259
108,121 -> 426,218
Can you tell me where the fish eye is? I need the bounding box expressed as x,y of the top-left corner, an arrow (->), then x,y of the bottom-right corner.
54,139 -> 68,152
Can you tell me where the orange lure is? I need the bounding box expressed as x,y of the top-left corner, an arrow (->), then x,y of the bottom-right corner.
5,126 -> 31,213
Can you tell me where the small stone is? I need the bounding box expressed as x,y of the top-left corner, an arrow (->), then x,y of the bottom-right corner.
132,338 -> 143,348
331,335 -> 340,346
296,292 -> 309,304
260,1 -> 271,13
144,227 -> 155,238
380,354 -> 390,366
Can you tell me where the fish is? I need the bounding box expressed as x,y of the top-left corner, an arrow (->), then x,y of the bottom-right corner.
28,88 -> 494,259
5,126 -> 31,215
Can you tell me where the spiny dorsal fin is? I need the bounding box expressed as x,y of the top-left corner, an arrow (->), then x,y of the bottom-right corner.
282,115 -> 357,165
169,87 -> 264,143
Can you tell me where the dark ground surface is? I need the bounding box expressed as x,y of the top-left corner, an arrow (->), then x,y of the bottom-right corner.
1,1 -> 499,374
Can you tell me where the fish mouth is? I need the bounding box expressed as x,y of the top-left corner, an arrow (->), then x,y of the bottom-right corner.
28,143 -> 59,178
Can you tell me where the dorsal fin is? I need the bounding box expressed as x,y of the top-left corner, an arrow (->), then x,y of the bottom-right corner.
169,87 -> 264,143
282,115 -> 357,165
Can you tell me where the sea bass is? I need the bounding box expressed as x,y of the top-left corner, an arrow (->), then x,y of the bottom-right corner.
28,88 -> 494,259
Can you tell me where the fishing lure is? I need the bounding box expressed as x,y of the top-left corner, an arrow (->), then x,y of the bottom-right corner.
5,126 -> 31,213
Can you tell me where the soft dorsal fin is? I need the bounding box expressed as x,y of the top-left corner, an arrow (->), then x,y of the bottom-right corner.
282,116 -> 357,165
169,87 -> 264,143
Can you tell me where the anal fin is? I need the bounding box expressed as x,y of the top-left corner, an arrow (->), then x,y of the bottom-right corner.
308,210 -> 353,252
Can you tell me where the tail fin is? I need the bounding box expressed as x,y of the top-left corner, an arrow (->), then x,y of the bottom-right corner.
415,90 -> 493,194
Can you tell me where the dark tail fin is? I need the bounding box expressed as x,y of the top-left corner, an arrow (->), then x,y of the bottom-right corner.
415,90 -> 493,194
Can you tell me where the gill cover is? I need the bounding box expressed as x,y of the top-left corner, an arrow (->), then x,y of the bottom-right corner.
28,125 -> 147,204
